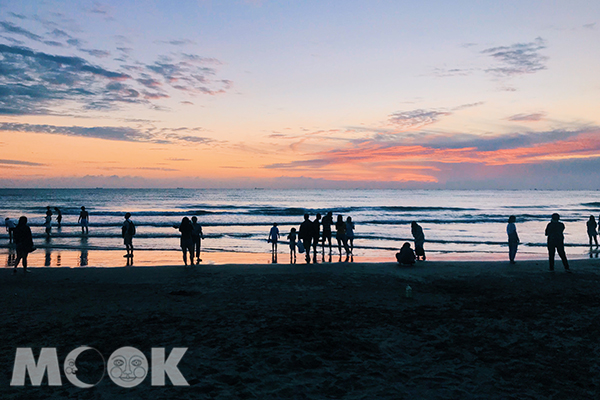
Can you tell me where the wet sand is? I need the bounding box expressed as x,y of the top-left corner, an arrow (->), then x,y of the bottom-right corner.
1,259 -> 599,399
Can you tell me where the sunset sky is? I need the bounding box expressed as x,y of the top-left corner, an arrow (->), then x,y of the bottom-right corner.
0,0 -> 599,188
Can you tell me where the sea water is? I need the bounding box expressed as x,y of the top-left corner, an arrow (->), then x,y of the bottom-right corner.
1,189 -> 598,267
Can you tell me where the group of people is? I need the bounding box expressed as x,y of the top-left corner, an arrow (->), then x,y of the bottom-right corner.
268,212 -> 356,263
395,222 -> 427,265
5,206 -> 90,239
504,213 -> 572,272
395,213 -> 597,272
173,216 -> 205,266
5,207 -> 600,270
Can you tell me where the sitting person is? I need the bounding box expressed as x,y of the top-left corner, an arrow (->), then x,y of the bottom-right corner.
396,242 -> 416,265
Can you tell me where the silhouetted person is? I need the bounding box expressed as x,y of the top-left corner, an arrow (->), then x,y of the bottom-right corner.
312,213 -> 321,262
5,217 -> 16,243
587,215 -> 598,247
507,215 -> 520,264
78,206 -> 89,234
335,215 -> 350,259
346,216 -> 355,254
54,207 -> 62,228
545,213 -> 570,272
288,227 -> 297,263
268,222 -> 280,253
191,216 -> 204,263
122,213 -> 135,258
176,217 -> 194,266
396,242 -> 416,266
299,214 -> 313,263
13,216 -> 34,273
321,211 -> 333,254
411,221 -> 426,261
44,208 -> 52,237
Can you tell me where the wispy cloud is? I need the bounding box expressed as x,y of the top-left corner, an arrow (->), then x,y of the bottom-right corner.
0,21 -> 43,41
145,55 -> 231,95
0,158 -> 45,166
0,18 -> 233,114
388,103 -> 484,130
0,122 -> 217,145
482,37 -> 548,76
507,112 -> 546,122
389,109 -> 451,130
155,39 -> 197,46
8,13 -> 27,20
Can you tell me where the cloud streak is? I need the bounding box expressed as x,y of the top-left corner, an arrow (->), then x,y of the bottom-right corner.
0,158 -> 45,166
507,113 -> 546,122
388,103 -> 484,130
0,122 -> 217,145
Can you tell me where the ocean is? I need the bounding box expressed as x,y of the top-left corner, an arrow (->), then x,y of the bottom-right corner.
1,189 -> 599,267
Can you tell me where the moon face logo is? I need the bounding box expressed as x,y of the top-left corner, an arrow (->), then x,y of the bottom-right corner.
63,347 -> 105,388
107,347 -> 148,388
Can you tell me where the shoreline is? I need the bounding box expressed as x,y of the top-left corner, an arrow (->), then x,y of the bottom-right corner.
2,246 -> 597,268
5,256 -> 597,273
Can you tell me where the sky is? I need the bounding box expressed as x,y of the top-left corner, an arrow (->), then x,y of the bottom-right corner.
0,0 -> 599,189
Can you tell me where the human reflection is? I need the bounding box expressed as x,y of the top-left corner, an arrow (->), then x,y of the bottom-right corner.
125,255 -> 133,266
79,236 -> 88,267
271,251 -> 278,264
45,236 -> 51,266
45,248 -> 51,266
6,246 -> 16,268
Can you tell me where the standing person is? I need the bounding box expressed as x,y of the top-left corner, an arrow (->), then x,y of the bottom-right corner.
44,208 -> 52,237
122,212 -> 135,258
587,215 -> 598,247
175,217 -> 194,266
507,215 -> 520,264
191,216 -> 204,263
13,216 -> 34,273
321,211 -> 333,254
299,214 -> 314,263
346,216 -> 355,254
268,223 -> 280,253
78,206 -> 89,235
545,213 -> 571,272
54,207 -> 62,228
5,217 -> 16,243
335,215 -> 350,257
287,227 -> 297,263
312,213 -> 321,262
411,221 -> 426,261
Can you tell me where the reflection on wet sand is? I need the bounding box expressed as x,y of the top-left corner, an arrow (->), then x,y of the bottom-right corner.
79,236 -> 88,267
6,247 -> 15,267
45,236 -> 51,267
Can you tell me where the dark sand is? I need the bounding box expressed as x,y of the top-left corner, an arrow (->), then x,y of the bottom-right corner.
1,259 -> 599,399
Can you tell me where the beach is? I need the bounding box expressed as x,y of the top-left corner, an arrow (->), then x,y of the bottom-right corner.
1,259 -> 599,399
